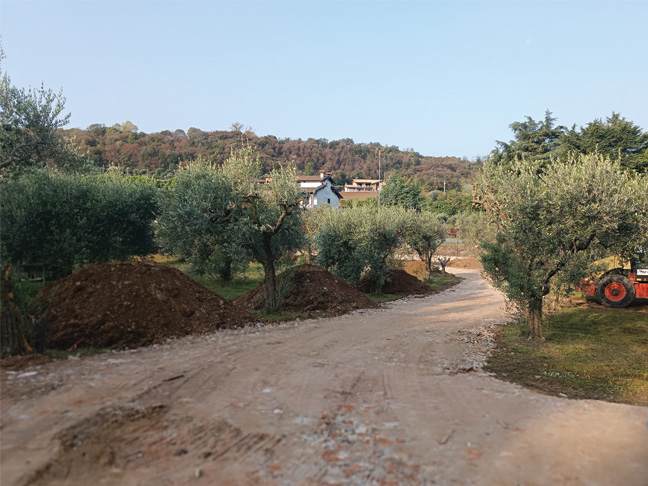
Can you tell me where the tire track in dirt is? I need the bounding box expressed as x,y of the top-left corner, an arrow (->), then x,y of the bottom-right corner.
2,269 -> 648,485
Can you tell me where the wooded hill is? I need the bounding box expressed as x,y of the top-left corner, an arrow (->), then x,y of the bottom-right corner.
62,124 -> 480,191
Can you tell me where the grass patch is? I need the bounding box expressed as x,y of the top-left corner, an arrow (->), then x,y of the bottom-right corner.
163,259 -> 263,300
368,293 -> 403,303
428,273 -> 463,291
485,307 -> 648,406
251,310 -> 310,322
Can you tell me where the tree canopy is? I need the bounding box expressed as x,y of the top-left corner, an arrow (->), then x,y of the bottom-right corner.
476,153 -> 648,339
491,110 -> 648,173
1,169 -> 159,278
158,148 -> 306,311
380,172 -> 425,210
0,47 -> 86,177
561,113 -> 648,173
491,110 -> 566,166
60,124 -> 479,190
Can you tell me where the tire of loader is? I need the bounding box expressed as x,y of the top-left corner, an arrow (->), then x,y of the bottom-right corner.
596,274 -> 636,308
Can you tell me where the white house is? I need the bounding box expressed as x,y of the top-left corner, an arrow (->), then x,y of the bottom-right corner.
297,174 -> 343,209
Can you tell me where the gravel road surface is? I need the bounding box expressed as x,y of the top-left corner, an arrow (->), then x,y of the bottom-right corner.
2,268 -> 647,485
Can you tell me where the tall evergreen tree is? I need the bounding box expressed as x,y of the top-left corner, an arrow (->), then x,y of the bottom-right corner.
491,110 -> 566,166
562,113 -> 648,173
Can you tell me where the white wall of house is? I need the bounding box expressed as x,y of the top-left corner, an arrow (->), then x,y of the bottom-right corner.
313,181 -> 340,208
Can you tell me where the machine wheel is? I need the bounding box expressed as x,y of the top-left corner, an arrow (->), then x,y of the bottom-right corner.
596,274 -> 636,308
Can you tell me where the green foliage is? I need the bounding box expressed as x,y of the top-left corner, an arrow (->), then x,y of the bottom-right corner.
158,148 -> 306,311
423,189 -> 471,216
224,148 -> 307,311
491,110 -> 566,166
451,211 -> 492,257
0,48 -> 88,177
403,212 -> 446,279
492,110 -> 648,173
0,266 -> 48,357
561,113 -> 648,173
314,206 -> 451,290
380,172 -> 425,210
476,153 -> 648,338
314,206 -> 411,292
0,169 -> 159,278
156,158 -> 244,278
60,122 -> 479,190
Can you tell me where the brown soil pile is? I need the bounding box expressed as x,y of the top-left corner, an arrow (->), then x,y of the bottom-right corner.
358,268 -> 434,296
402,261 -> 444,280
235,264 -> 379,316
43,261 -> 258,350
446,257 -> 482,269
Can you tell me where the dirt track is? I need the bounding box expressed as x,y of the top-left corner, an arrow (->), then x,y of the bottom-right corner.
2,269 -> 647,485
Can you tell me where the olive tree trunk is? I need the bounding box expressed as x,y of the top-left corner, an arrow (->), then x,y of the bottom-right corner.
262,259 -> 278,313
527,297 -> 544,340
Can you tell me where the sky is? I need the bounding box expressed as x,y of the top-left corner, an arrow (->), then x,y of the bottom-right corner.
1,0 -> 647,159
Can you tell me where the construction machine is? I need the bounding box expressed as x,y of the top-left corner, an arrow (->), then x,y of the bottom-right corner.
580,256 -> 648,308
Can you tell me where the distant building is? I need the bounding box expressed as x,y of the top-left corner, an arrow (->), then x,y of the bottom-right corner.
297,173 -> 343,209
338,177 -> 383,207
344,178 -> 383,192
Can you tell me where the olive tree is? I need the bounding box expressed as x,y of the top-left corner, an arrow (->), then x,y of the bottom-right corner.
156,158 -> 242,280
476,153 -> 648,339
314,206 -> 410,292
403,211 -> 447,280
222,148 -> 306,312
0,46 -> 87,177
157,149 -> 305,311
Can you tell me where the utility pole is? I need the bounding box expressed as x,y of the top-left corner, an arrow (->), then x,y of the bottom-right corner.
378,149 -> 381,211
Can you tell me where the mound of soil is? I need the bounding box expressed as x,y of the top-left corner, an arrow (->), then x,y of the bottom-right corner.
43,261 -> 258,350
446,257 -> 482,269
402,261 -> 443,280
234,264 -> 379,316
358,268 -> 434,296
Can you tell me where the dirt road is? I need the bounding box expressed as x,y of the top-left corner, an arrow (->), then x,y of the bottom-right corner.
2,269 -> 647,485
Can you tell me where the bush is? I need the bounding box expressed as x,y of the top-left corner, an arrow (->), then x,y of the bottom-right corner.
0,169 -> 159,278
314,206 -> 410,292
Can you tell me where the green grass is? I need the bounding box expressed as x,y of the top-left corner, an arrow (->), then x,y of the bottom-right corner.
251,310 -> 310,322
428,273 -> 463,291
367,293 -> 402,303
485,307 -> 648,406
163,259 -> 263,301
9,278 -> 47,308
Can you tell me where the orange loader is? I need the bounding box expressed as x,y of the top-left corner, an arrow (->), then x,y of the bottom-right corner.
580,262 -> 648,308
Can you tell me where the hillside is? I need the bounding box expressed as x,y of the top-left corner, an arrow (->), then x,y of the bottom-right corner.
62,125 -> 480,191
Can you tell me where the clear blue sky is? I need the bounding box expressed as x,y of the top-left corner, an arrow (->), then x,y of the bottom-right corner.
2,0 -> 647,159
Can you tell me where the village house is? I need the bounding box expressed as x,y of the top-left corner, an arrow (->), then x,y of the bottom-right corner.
339,177 -> 383,206
296,173 -> 343,209
343,178 -> 384,192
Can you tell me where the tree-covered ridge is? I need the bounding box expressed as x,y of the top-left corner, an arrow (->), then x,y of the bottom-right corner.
61,124 -> 480,191
491,110 -> 648,173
